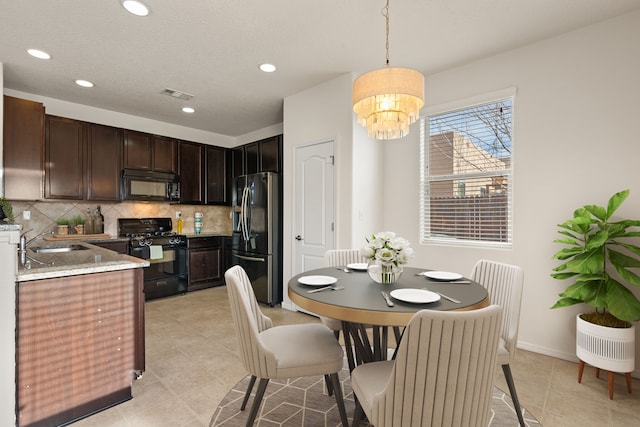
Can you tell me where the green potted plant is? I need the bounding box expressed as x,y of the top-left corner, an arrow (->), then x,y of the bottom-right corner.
0,197 -> 15,224
56,217 -> 70,235
551,189 -> 640,398
72,215 -> 85,234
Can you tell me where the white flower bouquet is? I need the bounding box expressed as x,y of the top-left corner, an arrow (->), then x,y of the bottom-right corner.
361,231 -> 414,267
361,232 -> 413,284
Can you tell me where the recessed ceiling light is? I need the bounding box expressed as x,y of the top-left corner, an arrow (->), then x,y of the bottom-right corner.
27,49 -> 51,59
75,79 -> 94,88
121,0 -> 150,16
182,107 -> 195,114
259,63 -> 276,73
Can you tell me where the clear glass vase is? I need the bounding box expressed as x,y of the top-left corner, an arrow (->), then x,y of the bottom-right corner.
368,262 -> 403,284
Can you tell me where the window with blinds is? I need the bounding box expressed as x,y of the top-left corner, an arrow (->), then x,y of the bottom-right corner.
420,97 -> 513,246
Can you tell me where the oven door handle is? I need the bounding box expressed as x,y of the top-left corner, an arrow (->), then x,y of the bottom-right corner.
234,254 -> 266,262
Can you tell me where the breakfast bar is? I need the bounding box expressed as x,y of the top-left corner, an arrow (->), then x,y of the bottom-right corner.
15,240 -> 148,427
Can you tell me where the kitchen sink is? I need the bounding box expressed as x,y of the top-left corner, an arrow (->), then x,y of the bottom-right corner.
30,244 -> 90,254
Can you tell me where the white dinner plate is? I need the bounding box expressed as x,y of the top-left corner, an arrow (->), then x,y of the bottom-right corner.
347,263 -> 369,271
298,275 -> 338,286
390,289 -> 441,304
423,271 -> 464,281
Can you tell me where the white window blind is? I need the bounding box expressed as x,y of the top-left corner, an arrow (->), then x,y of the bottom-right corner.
420,98 -> 513,246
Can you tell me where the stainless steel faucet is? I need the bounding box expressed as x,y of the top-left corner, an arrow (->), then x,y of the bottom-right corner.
19,230 -> 55,268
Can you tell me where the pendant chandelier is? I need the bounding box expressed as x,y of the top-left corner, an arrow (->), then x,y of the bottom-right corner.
352,0 -> 424,140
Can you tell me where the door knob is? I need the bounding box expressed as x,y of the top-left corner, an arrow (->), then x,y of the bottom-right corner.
295,235 -> 303,241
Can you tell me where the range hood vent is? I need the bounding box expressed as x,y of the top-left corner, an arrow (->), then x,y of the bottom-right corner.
160,88 -> 194,100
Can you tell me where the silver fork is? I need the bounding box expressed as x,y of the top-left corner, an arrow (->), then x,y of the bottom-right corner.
307,283 -> 344,293
435,291 -> 460,304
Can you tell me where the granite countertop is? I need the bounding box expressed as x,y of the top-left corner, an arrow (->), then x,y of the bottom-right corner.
43,234 -> 130,243
0,224 -> 23,231
16,240 -> 149,282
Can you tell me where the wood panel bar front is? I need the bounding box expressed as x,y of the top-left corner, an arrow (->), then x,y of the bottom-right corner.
17,269 -> 144,427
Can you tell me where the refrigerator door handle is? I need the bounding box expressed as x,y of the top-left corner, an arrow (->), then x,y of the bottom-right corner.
234,253 -> 266,262
241,186 -> 250,241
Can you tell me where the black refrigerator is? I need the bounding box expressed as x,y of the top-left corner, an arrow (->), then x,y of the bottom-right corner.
231,172 -> 282,305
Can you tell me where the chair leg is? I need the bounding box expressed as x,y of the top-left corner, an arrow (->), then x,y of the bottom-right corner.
608,371 -> 615,400
329,372 -> 349,427
241,375 -> 257,410
325,374 -> 334,396
502,364 -> 525,427
246,378 -> 269,427
353,399 -> 364,426
577,359 -> 585,383
342,321 -> 357,373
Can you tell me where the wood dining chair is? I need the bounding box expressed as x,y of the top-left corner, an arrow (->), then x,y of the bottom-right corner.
351,305 -> 503,427
224,265 -> 349,426
470,259 -> 525,427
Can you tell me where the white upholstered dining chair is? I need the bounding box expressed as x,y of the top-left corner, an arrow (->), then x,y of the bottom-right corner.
320,249 -> 370,372
470,259 -> 525,427
351,305 -> 503,427
319,249 -> 369,333
224,265 -> 349,426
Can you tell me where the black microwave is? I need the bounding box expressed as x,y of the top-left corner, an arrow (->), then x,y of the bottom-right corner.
121,169 -> 180,202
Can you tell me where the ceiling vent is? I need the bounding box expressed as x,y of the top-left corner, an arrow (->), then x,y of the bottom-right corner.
160,88 -> 194,101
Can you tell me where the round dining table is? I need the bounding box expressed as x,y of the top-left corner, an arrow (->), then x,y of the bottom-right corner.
288,266 -> 490,367
289,266 -> 489,326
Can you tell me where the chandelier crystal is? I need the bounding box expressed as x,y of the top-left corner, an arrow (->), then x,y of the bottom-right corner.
352,0 -> 424,140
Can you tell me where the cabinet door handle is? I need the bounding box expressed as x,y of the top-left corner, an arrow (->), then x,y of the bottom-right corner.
295,235 -> 303,241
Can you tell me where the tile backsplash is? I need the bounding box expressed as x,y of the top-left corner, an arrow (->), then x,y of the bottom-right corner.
6,200 -> 233,238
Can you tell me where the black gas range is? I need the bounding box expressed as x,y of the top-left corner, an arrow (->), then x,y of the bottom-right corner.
118,218 -> 187,301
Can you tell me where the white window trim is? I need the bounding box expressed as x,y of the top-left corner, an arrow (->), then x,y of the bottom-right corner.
420,87 -> 516,248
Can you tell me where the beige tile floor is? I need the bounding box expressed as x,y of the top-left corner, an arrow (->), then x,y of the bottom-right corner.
73,286 -> 640,427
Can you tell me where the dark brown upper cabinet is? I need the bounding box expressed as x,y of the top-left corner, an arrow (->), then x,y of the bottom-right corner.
231,135 -> 282,178
3,96 -> 45,200
123,130 -> 176,174
231,146 -> 244,179
244,142 -> 259,175
258,135 -> 282,173
45,116 -> 86,200
45,116 -> 122,201
179,142 -> 229,205
206,146 -> 228,205
178,141 -> 205,204
123,130 -> 151,170
86,124 -> 122,201
152,136 -> 177,173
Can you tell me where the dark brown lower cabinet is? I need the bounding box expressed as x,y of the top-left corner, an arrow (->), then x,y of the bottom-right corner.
16,268 -> 144,427
90,239 -> 130,255
187,236 -> 224,292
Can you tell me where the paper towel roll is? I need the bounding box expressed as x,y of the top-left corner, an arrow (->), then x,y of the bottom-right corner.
149,245 -> 163,260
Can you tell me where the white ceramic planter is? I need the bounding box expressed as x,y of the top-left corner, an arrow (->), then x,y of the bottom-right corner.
576,314 -> 635,373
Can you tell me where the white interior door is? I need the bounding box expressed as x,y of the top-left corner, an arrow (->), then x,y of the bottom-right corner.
293,140 -> 335,276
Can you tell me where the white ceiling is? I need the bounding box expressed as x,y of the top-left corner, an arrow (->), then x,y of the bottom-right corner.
2,0 -> 639,137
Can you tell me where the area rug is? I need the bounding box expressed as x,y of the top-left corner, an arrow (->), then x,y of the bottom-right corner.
210,367 -> 541,426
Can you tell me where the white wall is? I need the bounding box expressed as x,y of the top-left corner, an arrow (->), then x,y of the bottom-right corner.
383,10 -> 640,373
281,73 -> 383,309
